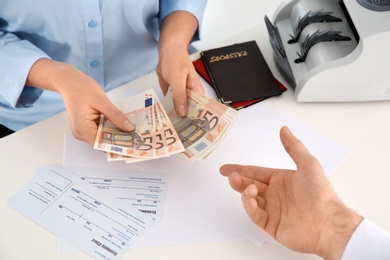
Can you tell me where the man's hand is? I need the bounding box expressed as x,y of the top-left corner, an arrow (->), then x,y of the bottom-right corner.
220,126 -> 363,260
157,11 -> 204,117
26,58 -> 134,144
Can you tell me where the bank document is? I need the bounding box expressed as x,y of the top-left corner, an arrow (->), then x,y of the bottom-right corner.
7,164 -> 156,259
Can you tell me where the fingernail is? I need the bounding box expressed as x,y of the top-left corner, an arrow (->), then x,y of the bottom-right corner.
124,120 -> 134,131
177,105 -> 186,117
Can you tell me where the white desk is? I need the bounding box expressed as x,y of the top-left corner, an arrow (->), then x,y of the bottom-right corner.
2,4 -> 390,260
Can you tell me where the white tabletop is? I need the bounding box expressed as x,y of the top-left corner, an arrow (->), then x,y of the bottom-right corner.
1,1 -> 390,259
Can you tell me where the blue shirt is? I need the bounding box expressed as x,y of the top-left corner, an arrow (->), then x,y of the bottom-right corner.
0,0 -> 206,131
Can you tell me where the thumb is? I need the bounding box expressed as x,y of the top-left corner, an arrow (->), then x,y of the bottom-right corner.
280,126 -> 315,167
186,66 -> 205,95
102,100 -> 134,132
171,81 -> 188,117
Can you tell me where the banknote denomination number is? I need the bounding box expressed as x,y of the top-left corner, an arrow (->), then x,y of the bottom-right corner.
202,110 -> 218,131
155,133 -> 164,150
136,136 -> 153,151
164,128 -> 177,146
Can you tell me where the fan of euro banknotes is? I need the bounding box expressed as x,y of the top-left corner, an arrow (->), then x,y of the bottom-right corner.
93,88 -> 239,163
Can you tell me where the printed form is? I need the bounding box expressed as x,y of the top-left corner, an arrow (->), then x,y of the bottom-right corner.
7,164 -> 167,259
66,166 -> 168,222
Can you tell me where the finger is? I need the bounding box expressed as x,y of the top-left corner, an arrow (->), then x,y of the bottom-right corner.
83,123 -> 99,145
100,98 -> 134,132
227,171 -> 269,197
171,78 -> 188,117
280,126 -> 319,168
227,171 -> 245,193
257,196 -> 266,210
243,186 -> 280,238
242,184 -> 266,209
220,164 -> 241,176
70,116 -> 99,145
186,67 -> 204,94
220,164 -> 274,184
244,196 -> 268,230
244,185 -> 265,209
157,73 -> 170,96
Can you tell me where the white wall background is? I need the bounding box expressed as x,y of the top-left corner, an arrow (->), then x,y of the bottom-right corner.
192,0 -> 281,51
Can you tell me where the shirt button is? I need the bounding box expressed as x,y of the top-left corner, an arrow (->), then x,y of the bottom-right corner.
90,60 -> 100,68
88,20 -> 98,28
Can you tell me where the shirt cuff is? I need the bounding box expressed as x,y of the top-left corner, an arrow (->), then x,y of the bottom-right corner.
342,219 -> 390,260
0,36 -> 49,108
159,0 -> 207,41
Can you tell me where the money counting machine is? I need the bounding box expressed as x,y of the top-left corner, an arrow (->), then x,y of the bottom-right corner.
265,0 -> 390,102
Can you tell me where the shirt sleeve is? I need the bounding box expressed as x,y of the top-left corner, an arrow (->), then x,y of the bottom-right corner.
159,0 -> 207,41
0,32 -> 49,108
342,219 -> 390,260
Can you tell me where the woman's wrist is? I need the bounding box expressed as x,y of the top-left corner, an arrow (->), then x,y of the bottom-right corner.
159,11 -> 198,53
26,58 -> 73,93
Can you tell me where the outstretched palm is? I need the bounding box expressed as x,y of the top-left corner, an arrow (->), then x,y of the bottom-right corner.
220,126 -> 362,259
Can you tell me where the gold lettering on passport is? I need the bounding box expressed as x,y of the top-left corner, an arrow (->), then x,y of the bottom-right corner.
209,51 -> 248,63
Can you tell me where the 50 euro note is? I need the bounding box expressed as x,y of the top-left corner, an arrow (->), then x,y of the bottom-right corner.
94,89 -> 158,159
155,100 -> 185,156
186,91 -> 239,159
161,89 -> 239,161
99,89 -> 185,163
95,88 -> 238,163
120,99 -> 184,164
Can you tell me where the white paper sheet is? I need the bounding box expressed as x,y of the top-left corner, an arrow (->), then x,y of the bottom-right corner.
64,166 -> 168,222
7,164 -> 154,259
61,134 -> 246,253
132,102 -> 350,245
62,84 -> 350,248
